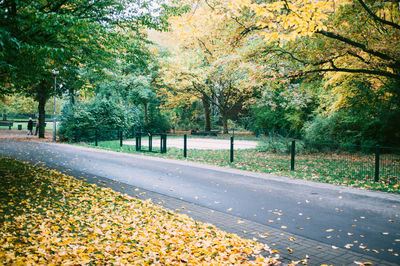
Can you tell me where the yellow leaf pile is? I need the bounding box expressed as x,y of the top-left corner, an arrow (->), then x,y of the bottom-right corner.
0,158 -> 279,265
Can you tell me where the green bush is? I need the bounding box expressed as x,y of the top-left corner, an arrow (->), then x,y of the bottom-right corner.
58,97 -> 140,142
145,103 -> 171,133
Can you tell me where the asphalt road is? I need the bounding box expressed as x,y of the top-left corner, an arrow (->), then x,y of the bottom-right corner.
1,140 -> 399,263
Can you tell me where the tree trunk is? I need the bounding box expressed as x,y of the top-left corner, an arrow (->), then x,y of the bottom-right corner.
37,94 -> 47,138
221,113 -> 228,134
202,95 -> 211,131
36,82 -> 50,139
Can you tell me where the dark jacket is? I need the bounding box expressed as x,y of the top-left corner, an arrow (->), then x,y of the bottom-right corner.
27,120 -> 33,130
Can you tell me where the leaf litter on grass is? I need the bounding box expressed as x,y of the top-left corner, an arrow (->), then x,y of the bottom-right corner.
0,157 -> 281,265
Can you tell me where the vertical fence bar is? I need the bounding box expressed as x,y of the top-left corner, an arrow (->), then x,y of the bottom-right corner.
183,134 -> 187,158
230,136 -> 234,163
148,133 -> 152,152
291,140 -> 296,171
162,134 -> 167,153
119,128 -> 123,147
137,134 -> 141,151
95,128 -> 98,146
375,145 -> 380,182
160,134 -> 163,153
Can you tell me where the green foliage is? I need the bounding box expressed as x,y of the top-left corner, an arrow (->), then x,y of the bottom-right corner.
145,106 -> 171,133
249,82 -> 315,138
302,77 -> 400,146
58,97 -> 138,142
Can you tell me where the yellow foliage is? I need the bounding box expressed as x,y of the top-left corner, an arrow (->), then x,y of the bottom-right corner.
0,158 -> 279,265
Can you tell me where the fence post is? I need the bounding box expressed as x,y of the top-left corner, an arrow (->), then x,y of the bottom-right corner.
148,133 -> 152,152
184,134 -> 187,158
119,128 -> 123,147
291,140 -> 296,171
136,133 -> 141,151
163,134 -> 167,153
375,145 -> 380,182
230,136 -> 234,163
160,134 -> 167,153
160,134 -> 163,153
95,127 -> 98,146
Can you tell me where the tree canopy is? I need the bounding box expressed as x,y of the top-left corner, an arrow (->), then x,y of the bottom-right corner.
0,0 -> 174,137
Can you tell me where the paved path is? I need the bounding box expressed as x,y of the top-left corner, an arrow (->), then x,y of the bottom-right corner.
126,137 -> 258,150
1,138 -> 399,265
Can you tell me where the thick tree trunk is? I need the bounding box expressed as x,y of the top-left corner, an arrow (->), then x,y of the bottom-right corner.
202,95 -> 211,131
221,113 -> 228,134
36,82 -> 50,139
37,94 -> 47,138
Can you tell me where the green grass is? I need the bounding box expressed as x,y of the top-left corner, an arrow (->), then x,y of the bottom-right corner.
2,122 -> 56,131
72,138 -> 400,194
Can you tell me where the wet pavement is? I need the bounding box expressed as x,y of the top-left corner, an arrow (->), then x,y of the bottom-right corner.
1,138 -> 399,265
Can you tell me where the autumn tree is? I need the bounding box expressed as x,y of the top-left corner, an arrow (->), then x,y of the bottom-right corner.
210,0 -> 400,144
0,0 -> 171,138
157,2 -> 262,133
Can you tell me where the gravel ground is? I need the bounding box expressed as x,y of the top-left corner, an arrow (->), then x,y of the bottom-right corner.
126,137 -> 258,150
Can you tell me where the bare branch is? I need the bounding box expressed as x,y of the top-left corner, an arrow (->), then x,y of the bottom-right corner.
197,38 -> 213,57
293,67 -> 400,80
315,30 -> 395,63
357,0 -> 400,30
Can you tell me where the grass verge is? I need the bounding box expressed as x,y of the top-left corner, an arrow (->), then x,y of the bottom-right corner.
76,140 -> 399,194
0,157 -> 280,265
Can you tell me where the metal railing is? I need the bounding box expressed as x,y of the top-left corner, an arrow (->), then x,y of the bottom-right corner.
71,127 -> 400,184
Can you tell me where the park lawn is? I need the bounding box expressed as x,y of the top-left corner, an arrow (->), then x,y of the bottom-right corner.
8,122 -> 56,131
0,157 -> 279,265
78,140 -> 399,194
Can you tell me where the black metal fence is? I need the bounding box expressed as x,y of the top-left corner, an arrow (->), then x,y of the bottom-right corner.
72,128 -> 400,184
73,127 -> 167,154
255,137 -> 400,184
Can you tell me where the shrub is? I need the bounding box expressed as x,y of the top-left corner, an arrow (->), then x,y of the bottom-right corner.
58,97 -> 141,142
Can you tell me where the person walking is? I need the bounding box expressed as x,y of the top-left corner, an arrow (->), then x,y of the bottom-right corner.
27,117 -> 33,135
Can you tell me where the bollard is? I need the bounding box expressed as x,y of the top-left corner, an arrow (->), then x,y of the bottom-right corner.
230,136 -> 234,163
148,133 -> 152,152
183,134 -> 187,158
374,145 -> 380,182
290,140 -> 296,171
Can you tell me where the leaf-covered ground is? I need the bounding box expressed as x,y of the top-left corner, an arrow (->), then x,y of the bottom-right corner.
0,157 -> 279,265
